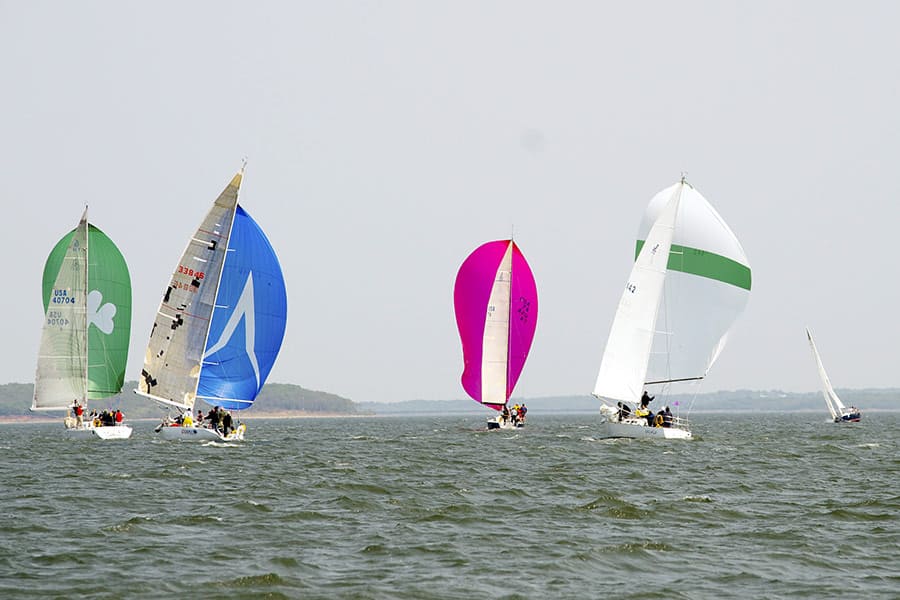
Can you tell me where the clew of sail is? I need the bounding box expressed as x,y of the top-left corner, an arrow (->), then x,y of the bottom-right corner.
593,184 -> 682,405
454,240 -> 538,408
636,182 -> 751,387
33,210 -> 132,411
137,171 -> 287,413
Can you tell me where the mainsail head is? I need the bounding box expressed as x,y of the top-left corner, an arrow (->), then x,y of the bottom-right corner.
454,240 -> 538,408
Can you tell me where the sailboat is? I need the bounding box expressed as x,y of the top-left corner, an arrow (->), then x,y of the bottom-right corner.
32,209 -> 133,440
454,239 -> 538,429
806,328 -> 861,423
593,178 -> 752,439
136,167 -> 287,441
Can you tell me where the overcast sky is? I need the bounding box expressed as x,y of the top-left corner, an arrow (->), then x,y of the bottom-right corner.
3,2 -> 899,403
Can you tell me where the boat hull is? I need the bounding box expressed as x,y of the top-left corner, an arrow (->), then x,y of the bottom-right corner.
156,424 -> 246,442
835,413 -> 862,423
486,416 -> 524,430
65,423 -> 133,440
597,420 -> 692,440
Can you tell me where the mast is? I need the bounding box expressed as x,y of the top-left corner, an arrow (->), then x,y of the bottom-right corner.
81,207 -> 90,408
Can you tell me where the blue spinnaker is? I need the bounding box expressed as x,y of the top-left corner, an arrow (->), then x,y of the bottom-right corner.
198,205 -> 287,410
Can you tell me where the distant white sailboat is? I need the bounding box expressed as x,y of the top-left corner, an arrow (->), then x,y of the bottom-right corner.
593,177 -> 752,439
805,328 -> 861,423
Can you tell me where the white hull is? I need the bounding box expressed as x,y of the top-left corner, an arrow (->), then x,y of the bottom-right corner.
486,416 -> 524,430
597,420 -> 692,440
156,424 -> 246,442
65,422 -> 133,440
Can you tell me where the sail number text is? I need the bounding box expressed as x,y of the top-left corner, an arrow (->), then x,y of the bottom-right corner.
177,265 -> 206,279
46,310 -> 70,326
171,279 -> 199,294
51,289 -> 76,304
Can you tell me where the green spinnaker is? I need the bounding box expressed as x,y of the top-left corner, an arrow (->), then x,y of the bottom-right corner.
42,224 -> 132,399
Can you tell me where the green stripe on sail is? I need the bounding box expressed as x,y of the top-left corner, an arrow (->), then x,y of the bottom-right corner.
635,240 -> 752,291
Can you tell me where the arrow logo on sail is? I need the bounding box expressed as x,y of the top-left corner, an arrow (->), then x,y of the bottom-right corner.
203,272 -> 260,390
87,290 -> 117,334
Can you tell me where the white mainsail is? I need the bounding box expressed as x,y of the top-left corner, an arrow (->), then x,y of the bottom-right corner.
33,211 -> 89,410
806,328 -> 846,420
137,173 -> 241,410
593,184 -> 683,404
481,241 -> 513,405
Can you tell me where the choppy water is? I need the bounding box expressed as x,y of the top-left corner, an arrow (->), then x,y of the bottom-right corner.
0,412 -> 897,599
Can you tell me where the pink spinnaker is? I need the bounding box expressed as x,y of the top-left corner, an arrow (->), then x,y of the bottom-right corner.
453,240 -> 538,409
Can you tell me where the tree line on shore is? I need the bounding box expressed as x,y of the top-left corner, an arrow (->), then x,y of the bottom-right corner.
0,382 -> 361,419
3,382 -> 896,419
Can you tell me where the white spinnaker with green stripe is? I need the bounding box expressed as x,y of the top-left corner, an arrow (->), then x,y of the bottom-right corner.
636,181 -> 751,386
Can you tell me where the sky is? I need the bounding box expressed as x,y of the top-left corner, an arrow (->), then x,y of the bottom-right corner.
3,2 -> 900,404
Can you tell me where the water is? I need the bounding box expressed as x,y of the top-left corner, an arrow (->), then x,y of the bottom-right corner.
1,413 -> 897,599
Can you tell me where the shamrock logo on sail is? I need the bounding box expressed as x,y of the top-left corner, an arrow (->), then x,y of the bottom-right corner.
87,289 -> 117,334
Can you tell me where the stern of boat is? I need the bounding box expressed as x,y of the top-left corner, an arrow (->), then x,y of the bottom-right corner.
92,425 -> 133,440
